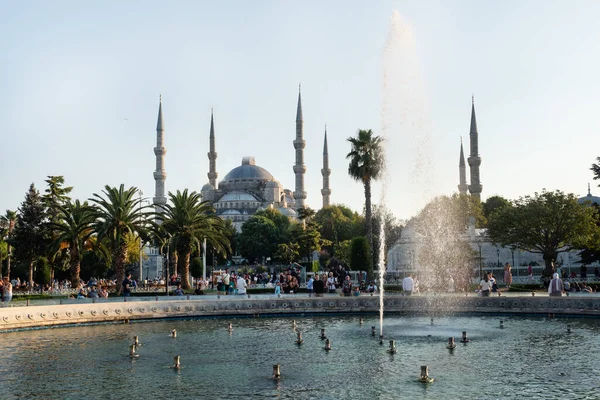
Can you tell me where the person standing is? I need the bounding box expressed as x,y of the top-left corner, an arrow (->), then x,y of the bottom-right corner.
236,275 -> 247,295
504,263 -> 513,288
306,275 -> 314,295
1,276 -> 11,303
342,275 -> 352,297
548,273 -> 564,297
402,274 -> 415,296
222,269 -> 231,295
122,273 -> 132,297
326,272 -> 337,294
313,275 -> 325,297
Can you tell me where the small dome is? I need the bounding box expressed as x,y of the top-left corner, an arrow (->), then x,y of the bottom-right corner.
222,209 -> 242,215
222,158 -> 274,182
218,191 -> 258,202
278,207 -> 298,218
578,193 -> 600,205
201,183 -> 215,191
578,185 -> 600,206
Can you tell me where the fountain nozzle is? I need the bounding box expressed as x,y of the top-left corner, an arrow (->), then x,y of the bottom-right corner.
387,340 -> 397,354
273,364 -> 281,379
447,337 -> 456,350
320,328 -> 327,340
419,365 -> 434,383
173,355 -> 181,369
460,331 -> 470,343
371,326 -> 376,337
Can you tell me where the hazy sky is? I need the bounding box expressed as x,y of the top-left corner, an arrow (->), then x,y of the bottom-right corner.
2,0 -> 600,221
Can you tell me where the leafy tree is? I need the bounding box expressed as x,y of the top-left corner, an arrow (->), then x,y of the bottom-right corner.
314,205 -> 363,254
0,209 -> 17,277
43,176 -> 73,280
12,184 -> 48,287
35,257 -> 52,286
347,129 -> 384,263
349,236 -> 372,277
238,216 -> 278,263
90,184 -> 151,294
159,190 -> 231,289
487,190 -> 600,277
50,200 -> 96,287
482,195 -> 510,224
254,208 -> 293,244
190,256 -> 204,279
335,240 -> 352,267
275,243 -> 300,264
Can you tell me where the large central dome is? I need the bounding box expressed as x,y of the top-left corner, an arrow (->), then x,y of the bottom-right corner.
222,156 -> 274,182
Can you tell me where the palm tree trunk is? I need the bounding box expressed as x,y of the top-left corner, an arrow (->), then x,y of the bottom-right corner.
179,251 -> 191,289
364,177 -> 373,258
69,248 -> 80,288
28,260 -> 34,289
171,251 -> 178,277
6,245 -> 11,279
114,243 -> 128,295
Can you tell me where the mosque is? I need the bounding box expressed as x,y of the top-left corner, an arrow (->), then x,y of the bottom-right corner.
151,89 -> 332,231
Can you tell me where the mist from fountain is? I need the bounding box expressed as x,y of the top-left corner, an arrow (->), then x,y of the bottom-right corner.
378,10 -> 430,337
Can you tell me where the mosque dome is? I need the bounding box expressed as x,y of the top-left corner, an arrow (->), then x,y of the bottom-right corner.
578,185 -> 600,206
201,183 -> 215,191
222,156 -> 274,183
218,191 -> 258,202
278,207 -> 298,218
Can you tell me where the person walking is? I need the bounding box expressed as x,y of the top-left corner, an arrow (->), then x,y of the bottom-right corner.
236,274 -> 247,295
122,273 -> 132,297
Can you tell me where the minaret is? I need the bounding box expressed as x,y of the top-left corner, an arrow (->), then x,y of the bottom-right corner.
293,86 -> 306,210
207,109 -> 218,187
153,95 -> 167,221
458,137 -> 468,195
467,96 -> 482,201
321,126 -> 331,208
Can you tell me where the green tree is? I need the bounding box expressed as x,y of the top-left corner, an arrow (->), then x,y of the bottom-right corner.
12,184 -> 48,287
50,200 -> 96,287
190,256 -> 204,279
275,243 -> 300,264
487,190 -> 600,277
314,205 -> 364,254
349,236 -> 372,277
238,216 -> 278,263
0,209 -> 17,278
159,190 -> 231,289
90,184 -> 151,294
346,129 -> 384,265
482,195 -> 510,224
43,176 -> 73,281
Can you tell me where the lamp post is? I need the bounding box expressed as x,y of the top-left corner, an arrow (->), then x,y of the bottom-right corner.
477,241 -> 483,280
138,190 -> 144,285
496,247 -> 500,269
510,247 -> 516,277
165,233 -> 171,296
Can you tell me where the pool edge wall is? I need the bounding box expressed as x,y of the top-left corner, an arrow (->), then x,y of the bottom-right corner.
1,295 -> 599,331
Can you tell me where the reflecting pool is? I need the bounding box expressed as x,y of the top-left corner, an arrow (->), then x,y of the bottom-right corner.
1,315 -> 599,399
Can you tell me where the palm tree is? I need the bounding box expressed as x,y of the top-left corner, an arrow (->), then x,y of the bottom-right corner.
346,129 -> 384,261
159,190 -> 231,289
50,200 -> 96,287
0,210 -> 17,278
90,185 -> 151,294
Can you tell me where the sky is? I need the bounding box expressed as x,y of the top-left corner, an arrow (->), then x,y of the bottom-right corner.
2,0 -> 600,222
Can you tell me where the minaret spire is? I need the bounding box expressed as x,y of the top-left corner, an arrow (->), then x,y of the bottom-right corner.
321,125 -> 331,208
207,109 -> 218,187
458,137 -> 468,195
467,96 -> 482,201
153,96 -> 167,222
293,86 -> 306,210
